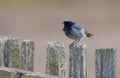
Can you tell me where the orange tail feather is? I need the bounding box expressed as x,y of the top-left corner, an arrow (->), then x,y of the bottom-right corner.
86,33 -> 93,37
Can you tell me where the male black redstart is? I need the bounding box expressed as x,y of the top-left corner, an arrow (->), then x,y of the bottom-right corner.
62,19 -> 93,46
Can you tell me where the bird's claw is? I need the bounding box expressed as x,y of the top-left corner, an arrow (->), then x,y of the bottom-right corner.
69,43 -> 74,49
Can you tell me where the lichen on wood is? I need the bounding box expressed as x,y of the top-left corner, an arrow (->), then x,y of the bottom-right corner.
4,37 -> 21,69
21,40 -> 34,71
96,48 -> 116,78
46,42 -> 66,78
0,36 -> 8,66
69,44 -> 87,78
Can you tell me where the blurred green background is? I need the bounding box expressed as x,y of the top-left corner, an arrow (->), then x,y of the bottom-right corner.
0,0 -> 120,78
0,0 -> 120,7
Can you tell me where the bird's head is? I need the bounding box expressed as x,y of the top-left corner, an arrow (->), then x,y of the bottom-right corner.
62,19 -> 75,26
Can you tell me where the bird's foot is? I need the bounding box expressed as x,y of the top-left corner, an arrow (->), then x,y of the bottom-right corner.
69,43 -> 74,49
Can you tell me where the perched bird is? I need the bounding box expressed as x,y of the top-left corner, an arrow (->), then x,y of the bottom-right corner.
62,19 -> 93,46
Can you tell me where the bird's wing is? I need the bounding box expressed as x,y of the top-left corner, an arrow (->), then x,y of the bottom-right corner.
72,24 -> 82,30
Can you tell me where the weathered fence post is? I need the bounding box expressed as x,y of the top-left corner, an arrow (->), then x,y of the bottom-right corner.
96,48 -> 116,78
69,44 -> 87,78
21,40 -> 34,71
4,37 -> 21,68
0,36 -> 8,66
46,42 -> 66,78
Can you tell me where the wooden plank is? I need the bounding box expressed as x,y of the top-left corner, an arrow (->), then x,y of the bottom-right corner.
0,66 -> 46,78
21,40 -> 34,71
69,44 -> 87,78
0,36 -> 8,66
96,48 -> 116,78
46,42 -> 66,78
4,37 -> 21,68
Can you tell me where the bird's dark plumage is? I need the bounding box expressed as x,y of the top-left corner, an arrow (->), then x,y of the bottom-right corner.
62,19 -> 93,46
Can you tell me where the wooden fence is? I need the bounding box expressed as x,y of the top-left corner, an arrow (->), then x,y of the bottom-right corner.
0,36 -> 116,78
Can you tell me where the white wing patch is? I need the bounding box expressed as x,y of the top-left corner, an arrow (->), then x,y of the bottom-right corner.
80,28 -> 87,37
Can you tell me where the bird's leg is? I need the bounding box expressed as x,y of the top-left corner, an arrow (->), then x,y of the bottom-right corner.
75,39 -> 80,44
69,40 -> 77,48
73,40 -> 77,44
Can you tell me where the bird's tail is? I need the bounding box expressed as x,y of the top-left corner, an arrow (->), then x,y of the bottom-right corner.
86,33 -> 93,37
84,29 -> 93,37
